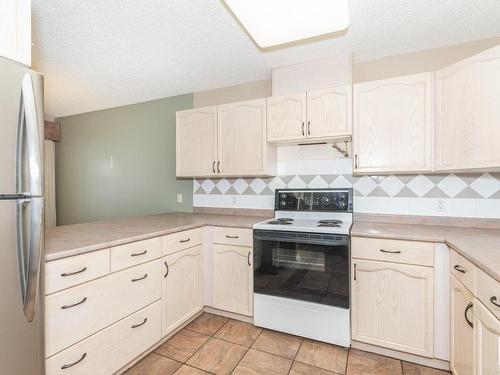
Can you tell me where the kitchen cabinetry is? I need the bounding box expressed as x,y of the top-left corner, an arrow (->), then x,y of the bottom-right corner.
475,300 -> 500,375
162,245 -> 203,335
450,275 -> 475,375
352,72 -> 434,174
213,244 -> 253,316
176,100 -> 275,177
176,106 -> 217,177
267,87 -> 352,143
0,0 -> 31,66
351,258 -> 434,357
436,45 -> 500,171
217,98 -> 274,176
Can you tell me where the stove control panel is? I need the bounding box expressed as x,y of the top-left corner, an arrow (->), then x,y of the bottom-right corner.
275,189 -> 353,212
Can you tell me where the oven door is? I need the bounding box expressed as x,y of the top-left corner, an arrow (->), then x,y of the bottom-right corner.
253,230 -> 349,308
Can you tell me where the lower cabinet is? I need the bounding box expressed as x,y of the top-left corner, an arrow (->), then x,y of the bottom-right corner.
351,259 -> 434,357
450,275 -> 475,375
162,246 -> 203,336
475,300 -> 500,375
46,301 -> 161,375
213,244 -> 253,316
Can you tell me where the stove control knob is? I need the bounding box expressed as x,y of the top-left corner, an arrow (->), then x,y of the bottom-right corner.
280,200 -> 286,207
321,196 -> 331,204
338,200 -> 347,209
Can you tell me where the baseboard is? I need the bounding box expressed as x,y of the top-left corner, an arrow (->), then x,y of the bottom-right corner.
351,341 -> 450,371
204,306 -> 253,323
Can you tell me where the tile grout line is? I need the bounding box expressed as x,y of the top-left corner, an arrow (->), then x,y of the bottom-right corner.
228,321 -> 264,374
286,337 -> 304,375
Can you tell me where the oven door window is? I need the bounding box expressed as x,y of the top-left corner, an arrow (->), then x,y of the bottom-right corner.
254,234 -> 349,308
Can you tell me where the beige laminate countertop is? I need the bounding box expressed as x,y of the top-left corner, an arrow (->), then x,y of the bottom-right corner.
352,221 -> 500,282
45,212 -> 269,262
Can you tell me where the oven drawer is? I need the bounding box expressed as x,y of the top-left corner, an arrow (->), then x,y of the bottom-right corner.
214,227 -> 252,247
351,237 -> 434,267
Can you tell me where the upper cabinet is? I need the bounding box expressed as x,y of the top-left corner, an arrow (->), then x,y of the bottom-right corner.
176,106 -> 217,177
267,93 -> 306,142
176,99 -> 276,178
267,87 -> 352,144
0,0 -> 31,66
352,72 -> 434,174
435,45 -> 500,171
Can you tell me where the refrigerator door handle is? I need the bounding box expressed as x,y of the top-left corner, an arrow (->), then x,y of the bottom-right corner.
17,197 -> 43,322
17,74 -> 43,197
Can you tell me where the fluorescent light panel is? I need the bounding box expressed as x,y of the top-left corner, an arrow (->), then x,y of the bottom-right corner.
224,0 -> 350,48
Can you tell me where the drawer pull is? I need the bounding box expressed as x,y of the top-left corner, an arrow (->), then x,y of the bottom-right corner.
454,265 -> 466,274
131,318 -> 148,329
226,235 -> 239,239
61,353 -> 87,370
490,296 -> 500,308
380,249 -> 401,254
247,251 -> 251,266
61,297 -> 87,310
60,267 -> 87,277
131,274 -> 148,282
131,250 -> 147,257
179,238 -> 191,243
464,302 -> 474,328
164,261 -> 169,278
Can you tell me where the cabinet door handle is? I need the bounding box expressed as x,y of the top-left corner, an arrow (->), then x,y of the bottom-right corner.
354,263 -> 357,281
307,121 -> 311,135
380,249 -> 401,254
131,250 -> 147,257
131,318 -> 148,329
490,296 -> 500,308
212,161 -> 216,173
225,235 -> 239,239
179,238 -> 190,243
217,161 -> 220,173
454,265 -> 466,274
464,302 -> 474,328
61,353 -> 87,370
164,261 -> 169,278
247,251 -> 251,266
61,297 -> 87,310
301,122 -> 305,136
131,274 -> 148,282
354,154 -> 358,169
61,267 -> 87,277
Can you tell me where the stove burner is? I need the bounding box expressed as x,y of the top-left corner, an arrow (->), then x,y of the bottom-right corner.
317,219 -> 343,225
277,218 -> 294,222
268,220 -> 293,225
317,223 -> 341,227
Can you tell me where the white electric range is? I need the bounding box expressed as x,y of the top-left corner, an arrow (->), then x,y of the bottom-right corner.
252,188 -> 353,347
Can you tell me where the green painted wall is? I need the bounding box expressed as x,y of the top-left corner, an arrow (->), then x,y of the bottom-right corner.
55,94 -> 193,225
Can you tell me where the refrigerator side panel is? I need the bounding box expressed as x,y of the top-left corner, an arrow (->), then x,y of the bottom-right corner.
0,200 -> 44,375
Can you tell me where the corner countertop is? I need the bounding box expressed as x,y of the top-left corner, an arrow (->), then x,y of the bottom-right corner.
352,221 -> 500,282
45,212 -> 270,262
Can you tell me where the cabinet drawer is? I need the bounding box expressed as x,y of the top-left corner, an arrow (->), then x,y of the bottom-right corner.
162,227 -> 203,256
45,250 -> 110,295
213,227 -> 253,247
477,269 -> 500,319
450,250 -> 477,294
46,301 -> 161,375
110,237 -> 162,272
45,260 -> 161,357
351,237 -> 434,267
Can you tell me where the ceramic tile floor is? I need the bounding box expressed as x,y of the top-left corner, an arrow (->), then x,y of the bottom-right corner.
124,313 -> 451,375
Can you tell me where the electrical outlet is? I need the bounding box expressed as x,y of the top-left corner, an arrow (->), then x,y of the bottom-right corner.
177,194 -> 183,204
436,199 -> 446,212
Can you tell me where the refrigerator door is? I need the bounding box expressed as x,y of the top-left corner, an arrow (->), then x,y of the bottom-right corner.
0,200 -> 44,375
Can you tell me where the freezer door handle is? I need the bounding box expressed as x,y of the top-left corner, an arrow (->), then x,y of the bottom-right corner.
17,197 -> 43,322
17,74 -> 43,197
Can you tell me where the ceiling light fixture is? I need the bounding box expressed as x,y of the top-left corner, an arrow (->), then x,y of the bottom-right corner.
223,0 -> 350,48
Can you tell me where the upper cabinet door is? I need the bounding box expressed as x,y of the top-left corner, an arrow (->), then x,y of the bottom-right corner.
176,106 -> 217,177
0,0 -> 31,66
306,86 -> 352,139
218,98 -> 273,177
436,45 -> 500,171
353,72 -> 434,174
267,93 -> 307,142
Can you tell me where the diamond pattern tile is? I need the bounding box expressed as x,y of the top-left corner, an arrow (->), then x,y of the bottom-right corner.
437,175 -> 467,198
379,176 -> 405,197
470,173 -> 500,198
406,175 -> 434,197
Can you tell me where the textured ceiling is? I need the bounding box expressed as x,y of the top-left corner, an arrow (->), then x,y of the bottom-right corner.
32,0 -> 500,118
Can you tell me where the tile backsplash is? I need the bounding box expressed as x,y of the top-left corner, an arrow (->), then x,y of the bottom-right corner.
193,151 -> 500,219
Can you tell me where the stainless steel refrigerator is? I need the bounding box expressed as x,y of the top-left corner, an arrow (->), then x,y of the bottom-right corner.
0,57 -> 45,375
